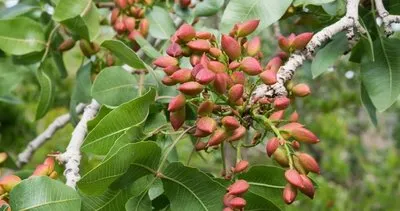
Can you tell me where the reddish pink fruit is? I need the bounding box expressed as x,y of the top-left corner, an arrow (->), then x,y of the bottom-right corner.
233,160 -> 249,173
283,184 -> 297,204
128,30 -> 142,42
246,36 -> 261,56
196,68 -> 216,84
230,71 -> 245,85
43,157 -> 55,173
170,68 -> 192,83
207,128 -> 227,146
163,65 -> 179,76
124,17 -> 136,32
292,83 -> 311,97
170,108 -> 185,131
228,84 -> 244,103
222,116 -> 240,130
111,8 -> 120,24
207,61 -> 226,73
278,35 -> 290,52
291,128 -> 319,144
0,175 -> 21,192
187,39 -> 211,51
197,117 -> 217,134
139,19 -> 149,37
276,51 -> 288,60
223,193 -> 235,207
179,0 -> 191,8
197,100 -> 214,116
214,73 -> 228,94
229,61 -> 240,70
32,164 -> 50,176
115,0 -> 128,9
297,153 -> 320,174
190,55 -> 200,66
168,94 -> 186,112
195,141 -> 207,151
266,137 -> 280,157
260,70 -> 277,85
273,147 -> 289,167
236,19 -> 260,37
241,57 -> 262,75
195,31 -> 212,39
285,169 -> 304,188
279,122 -> 304,131
176,24 -> 196,42
178,82 -> 204,95
229,197 -> 247,209
289,111 -> 299,122
299,174 -> 315,198
154,56 -> 178,68
227,180 -> 249,195
209,47 -> 222,58
167,43 -> 182,57
227,126 -> 246,142
269,110 -> 285,121
292,141 -> 300,150
223,207 -> 234,211
266,57 -> 282,72
114,17 -> 126,34
274,97 -> 291,110
293,32 -> 313,50
221,34 -> 241,60
162,76 -> 177,86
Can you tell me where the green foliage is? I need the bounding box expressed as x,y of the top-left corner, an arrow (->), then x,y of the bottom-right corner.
101,40 -> 146,69
35,60 -> 56,120
147,6 -> 176,40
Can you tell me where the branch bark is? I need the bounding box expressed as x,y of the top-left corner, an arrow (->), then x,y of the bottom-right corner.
252,0 -> 364,100
374,0 -> 400,35
57,100 -> 100,188
16,104 -> 86,167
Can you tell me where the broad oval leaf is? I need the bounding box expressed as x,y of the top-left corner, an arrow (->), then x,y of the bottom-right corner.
53,0 -> 100,41
9,176 -> 81,211
147,6 -> 176,40
0,58 -> 28,96
239,165 -> 287,209
78,142 -> 161,195
311,32 -> 348,78
81,189 -> 131,211
70,62 -> 92,124
0,17 -> 46,55
92,66 -> 138,107
81,88 -> 155,154
194,0 -> 224,17
35,60 -> 56,120
161,162 -> 226,211
220,0 -> 292,33
135,36 -> 162,59
361,38 -> 400,111
101,40 -> 146,69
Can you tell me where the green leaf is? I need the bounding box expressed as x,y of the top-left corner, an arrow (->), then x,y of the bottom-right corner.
135,36 -> 162,59
311,32 -> 348,78
361,83 -> 378,126
53,0 -> 100,41
87,105 -> 113,131
9,177 -> 81,211
0,17 -> 46,55
220,0 -> 292,33
0,95 -> 22,104
104,125 -> 145,160
81,88 -> 155,155
244,192 -> 281,211
194,0 -> 224,17
125,177 -> 155,211
70,62 -> 92,124
0,4 -> 39,19
293,0 -> 334,7
35,60 -> 56,120
0,58 -> 28,96
361,38 -> 400,111
81,189 -> 131,211
161,162 -> 226,211
239,165 -> 286,209
0,205 -> 9,211
101,40 -> 146,69
147,6 -> 176,40
92,66 -> 138,107
78,142 -> 161,195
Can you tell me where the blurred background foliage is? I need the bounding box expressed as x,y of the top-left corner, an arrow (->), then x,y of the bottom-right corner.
1,0 -> 400,210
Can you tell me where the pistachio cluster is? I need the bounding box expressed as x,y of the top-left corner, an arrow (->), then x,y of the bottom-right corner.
111,0 -> 151,51
153,20 -> 319,207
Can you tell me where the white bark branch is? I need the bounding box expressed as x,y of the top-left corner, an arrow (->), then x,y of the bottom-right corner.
375,0 -> 400,35
57,100 -> 100,188
252,0 -> 363,99
16,104 -> 86,167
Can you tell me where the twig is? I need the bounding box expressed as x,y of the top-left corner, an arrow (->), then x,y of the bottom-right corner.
374,0 -> 400,35
252,0 -> 364,99
16,104 -> 86,167
95,2 -> 115,8
57,100 -> 100,188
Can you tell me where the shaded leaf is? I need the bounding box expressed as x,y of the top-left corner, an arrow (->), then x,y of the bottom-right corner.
101,40 -> 146,69
293,0 -> 334,7
70,62 -> 92,124
35,60 -> 56,120
0,17 -> 46,55
9,177 -> 81,211
361,83 -> 378,126
0,58 -> 28,96
81,189 -> 131,211
194,0 -> 224,17
147,6 -> 176,40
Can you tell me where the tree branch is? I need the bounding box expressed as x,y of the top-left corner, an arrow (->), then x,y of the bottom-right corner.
374,0 -> 400,35
16,104 -> 86,167
57,100 -> 100,188
252,0 -> 364,100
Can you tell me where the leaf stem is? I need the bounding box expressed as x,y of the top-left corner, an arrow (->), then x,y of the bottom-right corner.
40,24 -> 60,63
